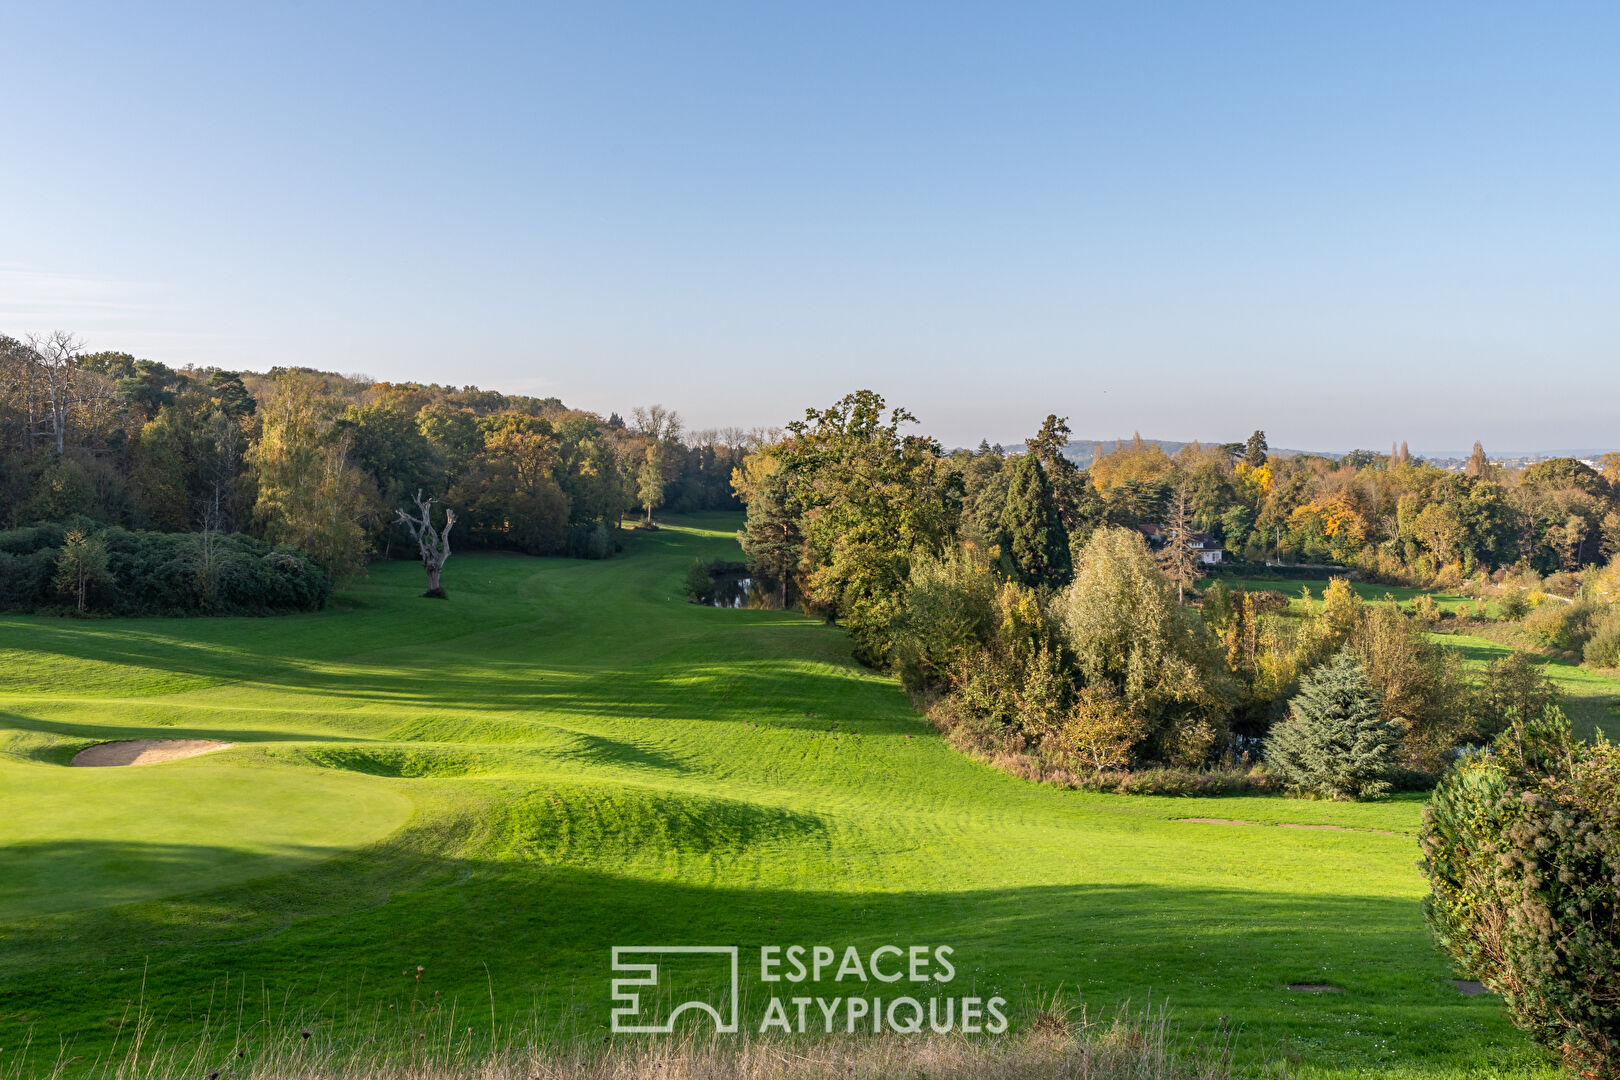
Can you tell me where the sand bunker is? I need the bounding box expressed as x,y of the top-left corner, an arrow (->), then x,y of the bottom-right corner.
71,739 -> 233,767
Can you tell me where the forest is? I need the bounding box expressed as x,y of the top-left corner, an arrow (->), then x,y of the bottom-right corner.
0,332 -> 758,613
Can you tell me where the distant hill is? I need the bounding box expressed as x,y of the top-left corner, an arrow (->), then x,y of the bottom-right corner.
973,437 -> 1617,470
1054,438 -> 1321,468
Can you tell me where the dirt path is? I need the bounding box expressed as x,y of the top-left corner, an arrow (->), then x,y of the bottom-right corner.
70,739 -> 233,767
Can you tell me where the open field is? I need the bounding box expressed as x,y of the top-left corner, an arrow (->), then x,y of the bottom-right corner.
1201,576 -> 1489,616
0,517 -> 1559,1078
1439,632 -> 1620,742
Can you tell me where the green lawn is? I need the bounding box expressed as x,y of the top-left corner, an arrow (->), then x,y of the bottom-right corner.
1439,632 -> 1620,742
0,517 -> 1557,1078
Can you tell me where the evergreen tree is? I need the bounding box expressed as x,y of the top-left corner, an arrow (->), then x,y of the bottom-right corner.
999,452 -> 1071,588
1243,430 -> 1268,467
1265,648 -> 1400,800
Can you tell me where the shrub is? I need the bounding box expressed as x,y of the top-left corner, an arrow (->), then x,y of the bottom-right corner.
1583,612 -> 1620,669
1050,527 -> 1233,765
564,522 -> 614,559
681,559 -> 713,603
892,548 -> 997,693
1049,686 -> 1147,781
1264,649 -> 1400,800
1411,592 -> 1440,624
1353,604 -> 1476,773
1199,579 -> 1234,629
0,525 -> 329,616
1524,597 -> 1598,652
1477,650 -> 1559,744
1094,763 -> 1275,797
1497,588 -> 1531,621
1421,707 -> 1620,1078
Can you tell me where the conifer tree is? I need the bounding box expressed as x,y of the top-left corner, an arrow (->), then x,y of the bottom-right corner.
1000,452 -> 1071,588
1265,648 -> 1400,800
1465,441 -> 1489,479
1243,430 -> 1268,468
1157,479 -> 1199,605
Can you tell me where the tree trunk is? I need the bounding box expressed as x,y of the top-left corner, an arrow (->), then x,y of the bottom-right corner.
427,565 -> 442,591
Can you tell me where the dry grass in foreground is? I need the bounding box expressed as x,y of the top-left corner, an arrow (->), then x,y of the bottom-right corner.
7,1000 -> 1240,1080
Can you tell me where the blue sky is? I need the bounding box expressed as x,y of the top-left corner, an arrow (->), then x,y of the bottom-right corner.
3,2 -> 1617,451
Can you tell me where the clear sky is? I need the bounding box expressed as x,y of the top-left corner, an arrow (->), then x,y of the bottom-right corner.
3,2 -> 1617,452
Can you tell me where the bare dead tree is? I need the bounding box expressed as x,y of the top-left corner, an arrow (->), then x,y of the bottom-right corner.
631,404 -> 684,444
31,331 -> 87,454
395,490 -> 456,596
1,331 -> 114,456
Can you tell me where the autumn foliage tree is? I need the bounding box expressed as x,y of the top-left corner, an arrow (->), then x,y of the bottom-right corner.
248,372 -> 379,581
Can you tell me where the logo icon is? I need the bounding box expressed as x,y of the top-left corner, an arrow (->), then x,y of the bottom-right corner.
610,946 -> 739,1033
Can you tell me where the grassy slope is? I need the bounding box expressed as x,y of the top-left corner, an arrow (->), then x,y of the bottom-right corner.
1439,632 -> 1620,741
0,517 -> 1557,1079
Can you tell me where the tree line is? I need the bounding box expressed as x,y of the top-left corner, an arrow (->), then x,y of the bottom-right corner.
735,391 -> 1619,789
0,332 -> 761,612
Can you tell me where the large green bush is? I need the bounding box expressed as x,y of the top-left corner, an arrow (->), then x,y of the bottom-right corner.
893,547 -> 997,693
1421,708 -> 1620,1077
1264,649 -> 1400,800
0,522 -> 330,616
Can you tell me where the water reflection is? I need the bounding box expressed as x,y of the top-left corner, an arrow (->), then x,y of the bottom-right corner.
708,571 -> 765,608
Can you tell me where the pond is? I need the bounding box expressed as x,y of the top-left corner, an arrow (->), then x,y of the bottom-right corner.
708,571 -> 766,608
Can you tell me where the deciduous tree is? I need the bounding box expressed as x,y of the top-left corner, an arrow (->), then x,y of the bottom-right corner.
395,490 -> 456,596
53,529 -> 110,613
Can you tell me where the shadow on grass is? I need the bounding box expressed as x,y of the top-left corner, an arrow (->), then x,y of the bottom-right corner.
0,711 -> 366,759
0,829 -> 1521,1077
0,839 -> 338,922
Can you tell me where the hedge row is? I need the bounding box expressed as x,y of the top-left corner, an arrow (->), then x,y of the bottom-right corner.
0,520 -> 330,616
